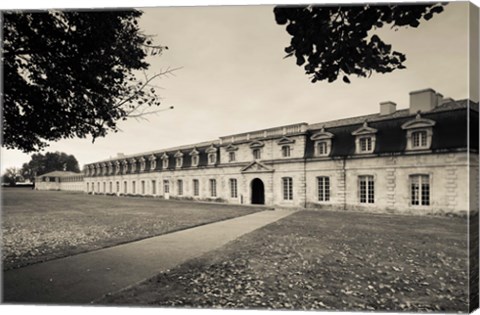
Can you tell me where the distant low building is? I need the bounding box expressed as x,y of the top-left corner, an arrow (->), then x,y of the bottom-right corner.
80,88 -> 478,215
35,171 -> 84,191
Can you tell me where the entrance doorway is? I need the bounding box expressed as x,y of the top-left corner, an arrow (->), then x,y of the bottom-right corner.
251,178 -> 265,205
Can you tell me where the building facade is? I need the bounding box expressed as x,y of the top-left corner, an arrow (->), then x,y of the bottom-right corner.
35,171 -> 84,191
83,89 -> 479,215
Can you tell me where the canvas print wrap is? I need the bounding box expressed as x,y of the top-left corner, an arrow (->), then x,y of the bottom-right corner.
1,1 -> 479,313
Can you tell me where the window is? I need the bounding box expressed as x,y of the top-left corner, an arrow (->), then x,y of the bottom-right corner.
282,177 -> 293,200
412,130 -> 428,148
150,157 -> 157,170
359,137 -> 372,152
109,182 -> 112,193
352,121 -> 377,154
115,162 -> 121,174
282,146 -> 291,157
401,113 -> 435,151
210,179 -> 217,197
124,181 -> 127,194
116,181 -> 120,193
152,180 -> 156,195
208,153 -> 216,165
132,181 -> 136,194
162,158 -> 169,169
176,157 -> 183,168
164,180 -> 170,194
317,176 -> 330,202
130,160 -> 136,172
141,180 -> 145,194
139,158 -> 146,171
103,182 -> 106,193
317,142 -> 328,155
411,175 -> 430,206
253,149 -> 261,160
122,161 -> 128,174
193,179 -> 200,196
177,180 -> 183,195
359,176 -> 374,204
191,155 -> 199,166
230,179 -> 238,198
229,151 -> 236,162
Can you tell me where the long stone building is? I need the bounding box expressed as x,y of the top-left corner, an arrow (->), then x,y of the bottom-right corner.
83,88 -> 479,215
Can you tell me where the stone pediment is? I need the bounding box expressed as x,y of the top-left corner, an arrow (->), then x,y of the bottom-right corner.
225,144 -> 239,152
277,136 -> 295,145
351,121 -> 377,136
401,113 -> 436,130
310,126 -> 334,140
249,140 -> 265,148
241,161 -> 274,173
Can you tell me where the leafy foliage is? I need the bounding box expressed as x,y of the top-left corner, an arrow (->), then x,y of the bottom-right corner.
2,10 -> 169,152
2,167 -> 23,186
20,151 -> 80,180
274,4 -> 446,83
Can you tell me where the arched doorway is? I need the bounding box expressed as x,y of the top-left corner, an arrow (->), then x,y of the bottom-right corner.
251,178 -> 265,205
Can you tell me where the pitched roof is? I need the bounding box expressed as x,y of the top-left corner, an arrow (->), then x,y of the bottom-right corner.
308,99 -> 474,130
37,171 -> 82,177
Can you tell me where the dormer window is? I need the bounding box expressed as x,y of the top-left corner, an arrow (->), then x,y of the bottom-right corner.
122,160 -> 128,174
115,161 -> 121,174
190,148 -> 199,167
208,153 -> 216,164
311,127 -> 334,157
101,163 -> 107,175
229,151 -> 236,162
161,153 -> 169,169
192,155 -> 199,166
139,157 -> 146,172
352,121 -> 377,154
412,130 -> 427,148
108,162 -> 114,175
149,155 -> 157,170
249,140 -> 264,160
401,112 -> 435,151
206,144 -> 218,165
281,145 -> 291,157
174,151 -> 184,168
129,158 -> 137,172
225,144 -> 238,163
317,142 -> 327,155
253,148 -> 262,160
359,137 -> 372,152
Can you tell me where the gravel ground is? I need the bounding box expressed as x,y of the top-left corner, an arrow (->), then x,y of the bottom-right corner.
102,210 -> 469,312
2,188 -> 259,270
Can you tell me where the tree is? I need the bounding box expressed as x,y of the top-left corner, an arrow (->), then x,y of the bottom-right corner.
2,167 -> 23,186
273,3 -> 446,83
20,151 -> 80,181
2,10 -> 174,153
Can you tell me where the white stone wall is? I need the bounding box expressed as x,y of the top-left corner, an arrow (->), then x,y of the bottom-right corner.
85,151 -> 472,215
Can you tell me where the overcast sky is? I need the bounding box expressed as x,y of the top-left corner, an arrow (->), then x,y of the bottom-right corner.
1,1 -> 476,173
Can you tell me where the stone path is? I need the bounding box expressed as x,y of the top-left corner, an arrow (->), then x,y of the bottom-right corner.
3,210 -> 293,305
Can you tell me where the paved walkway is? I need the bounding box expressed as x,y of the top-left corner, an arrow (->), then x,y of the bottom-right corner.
3,210 -> 293,305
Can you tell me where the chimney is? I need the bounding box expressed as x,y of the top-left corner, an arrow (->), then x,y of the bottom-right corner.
441,97 -> 454,105
117,153 -> 125,158
409,88 -> 438,114
436,93 -> 443,106
380,101 -> 397,116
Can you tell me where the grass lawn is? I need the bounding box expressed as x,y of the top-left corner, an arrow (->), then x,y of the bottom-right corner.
102,210 -> 469,312
1,188 -> 260,270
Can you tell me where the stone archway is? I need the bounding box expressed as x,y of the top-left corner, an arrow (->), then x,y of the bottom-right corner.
251,178 -> 265,205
